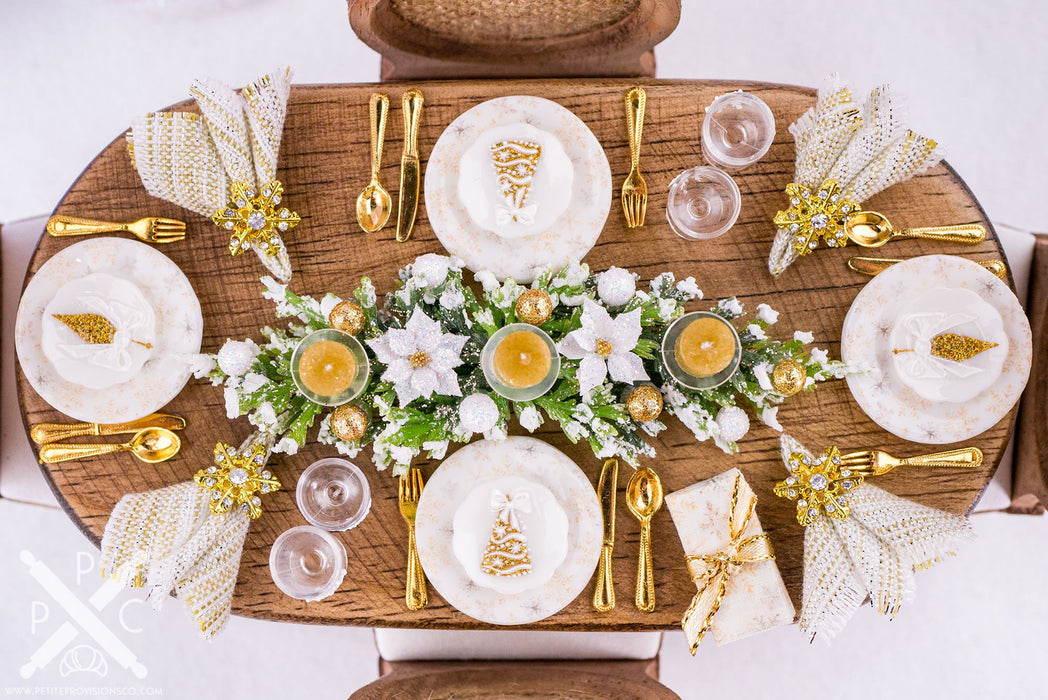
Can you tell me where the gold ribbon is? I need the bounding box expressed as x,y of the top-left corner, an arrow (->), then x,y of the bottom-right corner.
681,473 -> 775,654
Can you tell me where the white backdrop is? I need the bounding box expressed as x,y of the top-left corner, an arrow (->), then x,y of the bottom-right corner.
1,1 -> 1045,698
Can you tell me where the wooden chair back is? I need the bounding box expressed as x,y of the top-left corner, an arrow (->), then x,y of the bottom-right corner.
347,0 -> 681,80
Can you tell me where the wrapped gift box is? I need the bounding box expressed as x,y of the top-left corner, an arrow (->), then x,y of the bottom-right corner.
665,467 -> 795,646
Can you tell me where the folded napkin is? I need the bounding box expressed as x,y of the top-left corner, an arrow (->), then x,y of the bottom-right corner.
1011,234 -> 1048,514
665,468 -> 795,652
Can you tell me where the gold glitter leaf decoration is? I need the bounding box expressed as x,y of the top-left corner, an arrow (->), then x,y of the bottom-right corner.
53,313 -> 152,349
894,333 -> 999,363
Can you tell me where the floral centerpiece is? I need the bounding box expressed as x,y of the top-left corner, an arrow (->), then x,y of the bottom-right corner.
202,254 -> 846,474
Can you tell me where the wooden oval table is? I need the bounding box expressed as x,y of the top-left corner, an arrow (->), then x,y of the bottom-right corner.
17,79 -> 1015,632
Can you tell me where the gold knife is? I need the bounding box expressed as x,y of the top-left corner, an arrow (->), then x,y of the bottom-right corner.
395,89 -> 424,243
31,414 -> 186,445
848,256 -> 1007,280
593,457 -> 618,612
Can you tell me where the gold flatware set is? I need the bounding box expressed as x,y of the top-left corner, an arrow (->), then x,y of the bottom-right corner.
354,88 -> 425,242
47,215 -> 185,244
848,255 -> 1007,279
398,467 -> 429,610
593,459 -> 664,613
33,414 -> 185,464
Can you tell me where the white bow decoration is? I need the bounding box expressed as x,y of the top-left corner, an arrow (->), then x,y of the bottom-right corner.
489,489 -> 532,530
495,201 -> 538,227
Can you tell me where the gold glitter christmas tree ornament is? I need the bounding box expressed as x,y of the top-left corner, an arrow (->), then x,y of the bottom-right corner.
480,490 -> 533,577
328,300 -> 367,335
893,332 -> 999,362
491,140 -> 542,225
514,288 -> 553,325
53,313 -> 152,349
625,384 -> 663,422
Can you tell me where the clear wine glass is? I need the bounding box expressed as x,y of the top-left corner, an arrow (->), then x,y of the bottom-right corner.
702,90 -> 776,171
296,458 -> 372,531
269,525 -> 347,601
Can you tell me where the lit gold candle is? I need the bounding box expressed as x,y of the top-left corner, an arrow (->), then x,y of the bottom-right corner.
492,329 -> 552,388
674,317 -> 737,378
298,340 -> 358,397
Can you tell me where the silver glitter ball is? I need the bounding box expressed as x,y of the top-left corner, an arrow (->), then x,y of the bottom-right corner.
458,393 -> 499,433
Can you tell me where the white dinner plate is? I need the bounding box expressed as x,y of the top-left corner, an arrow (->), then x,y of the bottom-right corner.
425,95 -> 611,283
16,237 -> 203,423
415,436 -> 602,625
841,255 -> 1031,443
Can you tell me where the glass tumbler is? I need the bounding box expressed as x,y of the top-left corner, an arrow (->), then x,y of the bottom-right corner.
296,458 -> 372,531
702,90 -> 776,170
269,525 -> 347,601
666,166 -> 741,240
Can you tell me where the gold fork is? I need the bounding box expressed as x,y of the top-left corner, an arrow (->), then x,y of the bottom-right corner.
398,468 -> 428,610
838,447 -> 983,476
621,87 -> 648,228
47,215 -> 186,244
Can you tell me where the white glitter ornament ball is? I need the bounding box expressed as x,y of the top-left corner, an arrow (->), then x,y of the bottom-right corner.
458,393 -> 500,433
715,405 -> 750,442
596,267 -> 636,307
217,340 -> 256,377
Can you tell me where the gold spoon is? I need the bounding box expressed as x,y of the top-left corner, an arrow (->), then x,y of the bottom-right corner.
355,93 -> 392,233
626,467 -> 663,612
38,427 -> 181,464
844,210 -> 986,248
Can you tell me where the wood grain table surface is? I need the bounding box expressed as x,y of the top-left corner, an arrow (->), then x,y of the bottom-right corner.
16,78 -> 1014,631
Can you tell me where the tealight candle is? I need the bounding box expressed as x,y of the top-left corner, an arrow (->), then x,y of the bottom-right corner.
481,323 -> 560,401
291,329 -> 370,406
661,311 -> 741,390
674,317 -> 737,377
492,329 -> 552,388
298,340 -> 357,396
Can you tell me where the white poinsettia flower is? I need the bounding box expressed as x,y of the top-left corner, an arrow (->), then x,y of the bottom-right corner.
558,298 -> 649,393
367,308 -> 468,407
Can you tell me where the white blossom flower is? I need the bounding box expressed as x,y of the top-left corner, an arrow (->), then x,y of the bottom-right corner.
367,308 -> 468,406
746,324 -> 767,340
563,420 -> 585,441
423,440 -> 449,460
761,405 -> 783,431
718,297 -> 744,317
810,347 -> 829,364
188,353 -> 216,379
756,303 -> 779,324
389,445 -> 417,466
411,253 -> 450,287
518,405 -> 543,432
560,262 -> 589,286
241,372 -> 268,393
558,299 -> 649,392
439,287 -> 465,310
475,270 -> 499,292
223,387 -> 241,419
675,277 -> 702,299
275,437 -> 300,455
657,298 -> 677,322
794,330 -> 814,344
320,294 -> 341,318
559,293 -> 588,307
752,362 -> 774,392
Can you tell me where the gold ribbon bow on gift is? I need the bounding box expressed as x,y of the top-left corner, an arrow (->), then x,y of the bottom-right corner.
681,473 -> 775,654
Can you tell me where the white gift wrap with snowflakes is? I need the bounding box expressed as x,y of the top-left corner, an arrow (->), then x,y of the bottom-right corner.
128,67 -> 295,281
665,468 -> 795,645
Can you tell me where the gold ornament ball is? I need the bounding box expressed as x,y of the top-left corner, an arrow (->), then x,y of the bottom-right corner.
772,359 -> 806,397
330,404 -> 369,442
515,289 -> 553,325
329,300 -> 366,335
626,384 -> 663,422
